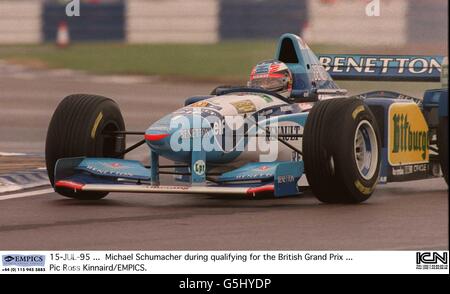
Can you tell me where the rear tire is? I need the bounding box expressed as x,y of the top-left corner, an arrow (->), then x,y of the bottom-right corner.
438,116 -> 448,185
45,94 -> 125,200
303,98 -> 381,203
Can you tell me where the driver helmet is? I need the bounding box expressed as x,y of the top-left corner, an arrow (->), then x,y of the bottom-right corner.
248,60 -> 293,98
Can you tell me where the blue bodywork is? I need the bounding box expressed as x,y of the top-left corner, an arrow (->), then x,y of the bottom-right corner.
77,158 -> 150,180
55,157 -> 150,183
275,33 -> 339,93
423,88 -> 448,117
218,161 -> 303,197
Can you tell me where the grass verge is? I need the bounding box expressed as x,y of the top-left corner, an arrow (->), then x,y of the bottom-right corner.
0,42 -> 440,95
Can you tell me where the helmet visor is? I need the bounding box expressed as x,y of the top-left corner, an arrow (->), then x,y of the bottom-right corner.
249,75 -> 286,92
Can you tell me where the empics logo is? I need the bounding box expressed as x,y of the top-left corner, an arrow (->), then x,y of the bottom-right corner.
2,254 -> 46,267
3,256 -> 14,263
388,104 -> 429,166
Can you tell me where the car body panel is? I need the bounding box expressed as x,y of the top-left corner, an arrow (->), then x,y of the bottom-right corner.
52,33 -> 448,197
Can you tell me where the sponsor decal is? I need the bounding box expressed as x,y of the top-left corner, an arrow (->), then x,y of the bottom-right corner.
291,151 -> 301,162
211,120 -> 224,136
392,166 -> 408,176
190,101 -> 222,111
257,108 -> 274,117
265,121 -> 303,162
355,92 -> 422,105
266,125 -> 302,141
90,112 -> 103,139
2,254 -> 45,267
85,165 -> 133,178
352,105 -> 365,119
191,101 -> 210,108
354,180 -> 374,195
193,160 -> 206,176
320,55 -> 442,76
146,185 -> 189,191
257,166 -> 270,171
257,94 -> 273,103
180,128 -> 211,139
388,104 -> 429,166
231,100 -> 257,114
108,162 -> 123,168
310,64 -> 331,82
235,173 -> 272,180
391,164 -> 428,176
279,106 -> 293,113
277,175 -> 295,184
174,107 -> 223,119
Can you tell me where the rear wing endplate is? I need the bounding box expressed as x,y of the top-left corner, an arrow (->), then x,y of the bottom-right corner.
318,55 -> 445,82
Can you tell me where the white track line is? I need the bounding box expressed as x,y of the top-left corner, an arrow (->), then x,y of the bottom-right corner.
0,152 -> 28,156
0,188 -> 54,201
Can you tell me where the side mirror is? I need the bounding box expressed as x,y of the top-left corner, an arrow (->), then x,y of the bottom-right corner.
288,89 -> 319,103
288,88 -> 348,103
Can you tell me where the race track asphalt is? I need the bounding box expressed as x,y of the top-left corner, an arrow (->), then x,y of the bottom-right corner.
0,65 -> 448,250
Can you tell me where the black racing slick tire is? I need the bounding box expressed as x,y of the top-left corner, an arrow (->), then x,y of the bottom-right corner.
45,94 -> 125,200
438,116 -> 448,185
303,98 -> 381,203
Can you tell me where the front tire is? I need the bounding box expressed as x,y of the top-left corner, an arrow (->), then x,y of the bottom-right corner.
303,98 -> 381,203
45,94 -> 125,200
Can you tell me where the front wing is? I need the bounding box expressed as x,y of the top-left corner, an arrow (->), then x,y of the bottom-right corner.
54,157 -> 303,197
56,179 -> 274,197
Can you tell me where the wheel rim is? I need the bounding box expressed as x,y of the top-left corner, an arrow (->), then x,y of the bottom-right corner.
354,120 -> 378,180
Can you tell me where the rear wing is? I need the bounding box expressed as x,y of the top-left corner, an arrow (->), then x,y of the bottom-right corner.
318,55 -> 445,82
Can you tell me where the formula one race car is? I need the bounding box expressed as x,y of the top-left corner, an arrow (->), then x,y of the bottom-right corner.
45,33 -> 448,203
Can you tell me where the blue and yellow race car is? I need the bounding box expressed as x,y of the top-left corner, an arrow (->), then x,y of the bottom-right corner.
45,34 -> 448,203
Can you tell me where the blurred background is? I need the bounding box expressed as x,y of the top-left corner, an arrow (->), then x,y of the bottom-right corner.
0,0 -> 448,156
0,0 -> 447,81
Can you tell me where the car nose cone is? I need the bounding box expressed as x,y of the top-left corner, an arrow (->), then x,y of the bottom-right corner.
144,133 -> 170,142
